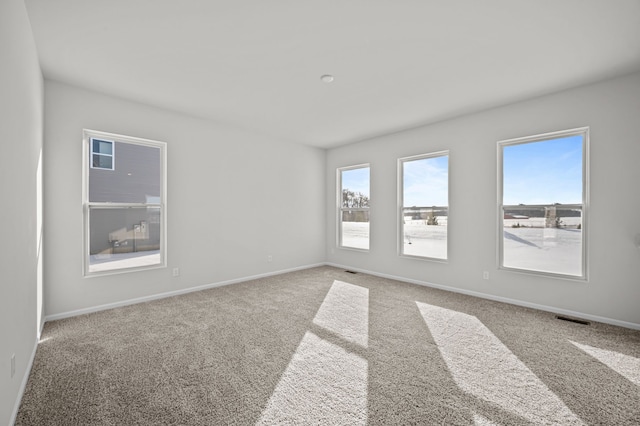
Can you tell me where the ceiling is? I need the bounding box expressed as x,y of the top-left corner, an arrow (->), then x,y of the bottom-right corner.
24,0 -> 640,148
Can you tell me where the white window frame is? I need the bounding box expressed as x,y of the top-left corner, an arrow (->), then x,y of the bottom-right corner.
90,138 -> 115,170
497,127 -> 589,280
337,164 -> 370,251
82,129 -> 167,277
398,150 -> 449,261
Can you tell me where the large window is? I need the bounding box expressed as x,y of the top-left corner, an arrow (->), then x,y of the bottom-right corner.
83,130 -> 166,276
338,165 -> 370,250
498,128 -> 588,279
399,151 -> 449,260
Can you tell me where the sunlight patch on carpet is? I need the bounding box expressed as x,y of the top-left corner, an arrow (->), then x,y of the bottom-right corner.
570,341 -> 640,386
313,280 -> 369,348
416,302 -> 583,425
257,331 -> 367,425
473,413 -> 501,425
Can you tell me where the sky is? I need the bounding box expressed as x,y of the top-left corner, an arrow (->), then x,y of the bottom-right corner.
341,134 -> 582,208
502,134 -> 583,205
403,155 -> 448,207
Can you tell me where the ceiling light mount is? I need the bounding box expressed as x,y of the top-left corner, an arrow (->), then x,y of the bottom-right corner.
320,74 -> 334,83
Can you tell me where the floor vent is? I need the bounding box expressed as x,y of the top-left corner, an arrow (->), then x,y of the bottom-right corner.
344,270 -> 358,274
556,315 -> 590,326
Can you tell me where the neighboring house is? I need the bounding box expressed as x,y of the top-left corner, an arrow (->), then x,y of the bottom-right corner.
89,139 -> 161,256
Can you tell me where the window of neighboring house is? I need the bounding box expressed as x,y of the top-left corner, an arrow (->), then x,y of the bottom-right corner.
83,129 -> 166,276
498,127 -> 588,279
91,138 -> 114,170
399,151 -> 449,260
338,165 -> 370,250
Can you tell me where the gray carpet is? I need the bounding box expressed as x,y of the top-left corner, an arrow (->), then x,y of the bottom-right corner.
16,266 -> 640,425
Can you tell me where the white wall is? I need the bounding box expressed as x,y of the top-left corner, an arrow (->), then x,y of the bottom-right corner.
44,81 -> 325,317
326,72 -> 640,327
0,0 -> 44,424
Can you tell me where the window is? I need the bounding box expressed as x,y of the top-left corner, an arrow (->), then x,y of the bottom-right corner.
83,129 -> 166,276
338,165 -> 370,250
498,127 -> 588,279
399,151 -> 449,260
91,138 -> 114,170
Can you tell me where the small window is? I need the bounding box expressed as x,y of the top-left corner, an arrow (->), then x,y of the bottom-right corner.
399,151 -> 449,260
91,138 -> 114,170
338,165 -> 370,250
83,130 -> 166,276
498,128 -> 588,279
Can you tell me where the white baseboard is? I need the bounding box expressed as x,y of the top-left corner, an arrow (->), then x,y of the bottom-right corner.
9,335 -> 39,426
45,263 -> 325,323
325,262 -> 640,331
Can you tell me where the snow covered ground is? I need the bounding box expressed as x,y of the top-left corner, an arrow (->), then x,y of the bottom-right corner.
341,222 -> 370,250
343,218 -> 583,276
503,216 -> 582,275
503,227 -> 582,276
89,250 -> 161,273
402,222 -> 447,259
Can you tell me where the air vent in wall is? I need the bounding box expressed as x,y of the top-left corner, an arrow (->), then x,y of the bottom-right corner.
556,315 -> 590,326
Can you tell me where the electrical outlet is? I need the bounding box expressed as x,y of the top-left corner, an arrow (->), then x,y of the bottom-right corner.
172,267 -> 180,277
11,354 -> 15,378
267,255 -> 273,262
483,271 -> 489,280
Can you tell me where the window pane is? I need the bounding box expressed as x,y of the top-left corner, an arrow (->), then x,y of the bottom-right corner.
92,139 -> 113,155
89,141 -> 161,203
341,167 -> 369,208
401,154 -> 448,259
341,210 -> 369,250
92,154 -> 113,169
402,207 -> 448,259
503,206 -> 582,276
503,135 -> 582,205
88,206 -> 161,273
